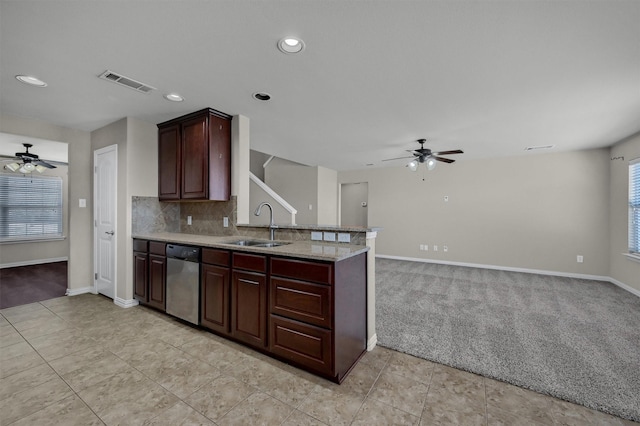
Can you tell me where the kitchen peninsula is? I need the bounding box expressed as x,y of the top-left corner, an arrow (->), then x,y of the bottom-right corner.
132,226 -> 376,383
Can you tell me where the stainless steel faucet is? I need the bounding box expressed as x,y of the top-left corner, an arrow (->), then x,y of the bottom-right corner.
254,202 -> 276,240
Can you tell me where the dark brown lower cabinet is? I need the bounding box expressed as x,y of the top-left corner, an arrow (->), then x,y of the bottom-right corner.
148,253 -> 166,311
201,263 -> 230,334
231,252 -> 267,349
231,269 -> 267,348
133,239 -> 166,312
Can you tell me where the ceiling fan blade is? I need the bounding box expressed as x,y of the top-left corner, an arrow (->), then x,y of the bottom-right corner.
432,149 -> 463,156
433,156 -> 455,164
35,160 -> 57,169
382,156 -> 414,162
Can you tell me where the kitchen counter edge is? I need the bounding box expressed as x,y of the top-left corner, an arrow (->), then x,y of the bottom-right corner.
132,232 -> 369,262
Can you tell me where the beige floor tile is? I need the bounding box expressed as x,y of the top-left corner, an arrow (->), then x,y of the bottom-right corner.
141,353 -> 222,399
485,379 -> 556,424
352,398 -> 420,425
359,345 -> 394,372
0,327 -> 24,349
281,409 -> 329,425
424,368 -> 486,416
184,374 -> 257,421
9,394 -> 104,426
0,376 -> 74,425
368,370 -> 429,416
297,383 -> 365,426
259,367 -> 318,407
385,351 -> 436,384
47,346 -> 111,375
0,363 -> 59,400
421,404 -> 488,426
218,391 -> 294,425
0,345 -> 45,378
10,312 -> 65,334
181,337 -> 255,371
487,406 -> 546,426
0,302 -> 48,321
58,351 -> 134,393
0,315 -> 10,326
430,364 -> 484,389
28,328 -> 97,361
547,397 -> 629,426
228,354 -> 285,388
143,401 -> 215,425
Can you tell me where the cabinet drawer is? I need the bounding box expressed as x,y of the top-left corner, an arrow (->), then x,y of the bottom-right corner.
133,239 -> 148,253
202,248 -> 230,266
269,315 -> 332,376
233,252 -> 267,273
149,241 -> 166,255
271,257 -> 333,285
270,277 -> 332,329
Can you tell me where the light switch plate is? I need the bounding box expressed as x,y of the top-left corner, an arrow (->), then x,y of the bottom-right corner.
223,217 -> 229,227
323,232 -> 336,242
338,233 -> 350,243
311,231 -> 323,241
79,198 -> 86,208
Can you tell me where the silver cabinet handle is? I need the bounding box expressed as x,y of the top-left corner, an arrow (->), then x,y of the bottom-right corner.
105,231 -> 115,235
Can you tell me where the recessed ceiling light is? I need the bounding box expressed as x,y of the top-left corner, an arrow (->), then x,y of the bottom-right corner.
277,37 -> 305,54
164,93 -> 184,102
16,75 -> 47,87
253,92 -> 271,101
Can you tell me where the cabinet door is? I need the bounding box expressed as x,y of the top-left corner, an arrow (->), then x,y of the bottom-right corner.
207,114 -> 231,201
231,270 -> 267,348
201,264 -> 230,334
148,254 -> 166,312
133,252 -> 148,303
158,124 -> 181,201
181,115 -> 208,199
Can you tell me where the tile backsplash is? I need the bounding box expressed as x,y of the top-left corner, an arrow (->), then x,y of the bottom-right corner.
132,196 -> 237,236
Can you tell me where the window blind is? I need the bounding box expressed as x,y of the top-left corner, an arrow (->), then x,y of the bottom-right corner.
630,159 -> 640,254
0,173 -> 63,241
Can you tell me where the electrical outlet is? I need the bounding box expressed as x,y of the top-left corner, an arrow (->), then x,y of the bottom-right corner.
444,195 -> 449,202
311,231 -> 323,241
433,245 -> 438,251
323,232 -> 336,242
187,215 -> 192,225
338,233 -> 351,243
577,255 -> 583,263
443,246 -> 448,252
223,217 -> 229,227
419,244 -> 424,250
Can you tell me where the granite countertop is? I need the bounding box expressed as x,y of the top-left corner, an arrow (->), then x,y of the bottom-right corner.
132,232 -> 369,262
237,224 -> 383,233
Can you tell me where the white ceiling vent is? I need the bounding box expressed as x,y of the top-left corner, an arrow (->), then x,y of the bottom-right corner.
525,145 -> 555,151
98,70 -> 156,93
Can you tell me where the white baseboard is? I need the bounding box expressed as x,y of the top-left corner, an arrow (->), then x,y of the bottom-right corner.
114,297 -> 139,309
1,257 -> 68,269
376,254 -> 639,298
65,286 -> 94,296
367,334 -> 377,351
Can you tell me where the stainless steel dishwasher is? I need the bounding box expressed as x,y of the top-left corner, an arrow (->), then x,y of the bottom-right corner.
166,244 -> 200,325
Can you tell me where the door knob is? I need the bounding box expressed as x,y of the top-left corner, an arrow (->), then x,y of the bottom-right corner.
105,231 -> 115,235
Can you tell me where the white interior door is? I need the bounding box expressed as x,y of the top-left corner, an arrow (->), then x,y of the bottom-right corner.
94,145 -> 117,299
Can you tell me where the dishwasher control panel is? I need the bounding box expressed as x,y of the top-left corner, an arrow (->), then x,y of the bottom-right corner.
166,244 -> 200,262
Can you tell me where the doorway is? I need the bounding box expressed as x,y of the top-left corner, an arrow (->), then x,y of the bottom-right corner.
340,182 -> 368,227
93,145 -> 117,299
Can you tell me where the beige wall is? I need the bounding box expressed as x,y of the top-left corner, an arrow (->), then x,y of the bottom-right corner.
0,164 -> 69,266
609,133 -> 640,292
339,148 -> 611,276
249,179 -> 293,226
317,166 -> 338,225
0,114 -> 92,292
91,117 -> 157,302
265,157 -> 318,225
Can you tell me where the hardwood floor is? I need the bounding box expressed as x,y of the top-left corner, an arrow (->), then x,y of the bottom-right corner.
0,262 -> 67,309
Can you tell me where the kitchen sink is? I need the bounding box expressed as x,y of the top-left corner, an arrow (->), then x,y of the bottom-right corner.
227,239 -> 290,248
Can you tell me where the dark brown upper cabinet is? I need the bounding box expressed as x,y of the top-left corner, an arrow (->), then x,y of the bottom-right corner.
157,108 -> 231,201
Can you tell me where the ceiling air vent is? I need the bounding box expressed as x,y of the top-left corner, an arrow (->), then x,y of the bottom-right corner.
98,70 -> 156,93
525,145 -> 555,151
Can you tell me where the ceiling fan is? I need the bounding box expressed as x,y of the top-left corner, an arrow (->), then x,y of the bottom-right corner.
2,143 -> 57,174
383,139 -> 463,171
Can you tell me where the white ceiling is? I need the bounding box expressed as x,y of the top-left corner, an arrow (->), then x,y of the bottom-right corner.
1,1 -> 639,171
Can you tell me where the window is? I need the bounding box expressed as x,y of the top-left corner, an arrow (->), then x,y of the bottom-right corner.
0,174 -> 63,241
630,159 -> 640,254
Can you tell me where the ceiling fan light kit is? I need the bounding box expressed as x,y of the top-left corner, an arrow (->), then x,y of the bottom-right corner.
2,143 -> 57,174
385,139 -> 463,173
